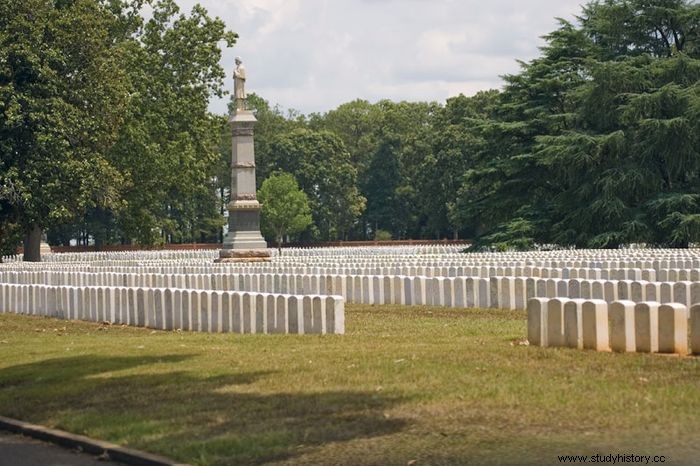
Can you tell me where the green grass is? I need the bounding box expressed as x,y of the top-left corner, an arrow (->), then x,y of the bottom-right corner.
0,306 -> 699,465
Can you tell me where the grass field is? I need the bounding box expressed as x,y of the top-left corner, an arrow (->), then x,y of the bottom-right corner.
0,305 -> 699,465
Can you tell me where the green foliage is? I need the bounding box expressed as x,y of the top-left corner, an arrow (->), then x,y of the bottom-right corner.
453,0 -> 700,250
7,0 -> 238,248
265,129 -> 366,241
580,0 -> 700,59
5,0 -> 699,249
0,219 -> 21,260
0,0 -> 130,255
468,218 -> 536,252
374,229 -> 392,241
310,99 -> 443,239
248,2 -> 699,248
427,91 -> 500,239
108,0 -> 236,245
257,172 -> 312,248
245,93 -> 307,187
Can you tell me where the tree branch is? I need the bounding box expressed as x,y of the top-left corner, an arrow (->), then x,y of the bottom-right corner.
671,28 -> 683,52
655,26 -> 671,56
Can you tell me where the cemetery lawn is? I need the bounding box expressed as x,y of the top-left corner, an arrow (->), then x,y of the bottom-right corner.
0,307 -> 699,466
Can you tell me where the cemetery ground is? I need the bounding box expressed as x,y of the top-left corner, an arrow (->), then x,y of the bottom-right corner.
0,305 -> 699,466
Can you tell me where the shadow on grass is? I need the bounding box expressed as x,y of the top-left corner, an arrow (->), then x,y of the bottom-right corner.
0,355 -> 407,465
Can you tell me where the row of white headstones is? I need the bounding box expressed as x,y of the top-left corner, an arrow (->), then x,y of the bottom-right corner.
0,282 -> 343,334
1,247 -> 699,346
1,271 -> 699,310
528,298 -> 700,355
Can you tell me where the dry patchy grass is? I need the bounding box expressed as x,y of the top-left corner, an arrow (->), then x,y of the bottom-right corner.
0,306 -> 699,465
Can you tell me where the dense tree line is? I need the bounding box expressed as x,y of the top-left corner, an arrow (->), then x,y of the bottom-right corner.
1,0 -> 234,259
1,0 -> 698,259
248,0 -> 700,248
459,0 -> 700,249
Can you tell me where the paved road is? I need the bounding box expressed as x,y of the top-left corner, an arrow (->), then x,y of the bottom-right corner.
0,432 -> 124,466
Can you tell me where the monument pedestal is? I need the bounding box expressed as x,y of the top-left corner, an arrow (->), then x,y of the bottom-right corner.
39,242 -> 52,256
217,109 -> 271,263
40,231 -> 52,256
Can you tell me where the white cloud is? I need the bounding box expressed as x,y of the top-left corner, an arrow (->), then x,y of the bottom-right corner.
175,0 -> 584,114
235,0 -> 302,35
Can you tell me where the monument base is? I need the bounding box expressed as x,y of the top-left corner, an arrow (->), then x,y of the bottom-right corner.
216,248 -> 272,263
215,257 -> 271,263
40,242 -> 52,255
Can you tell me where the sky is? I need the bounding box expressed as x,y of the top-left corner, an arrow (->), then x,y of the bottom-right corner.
176,0 -> 586,115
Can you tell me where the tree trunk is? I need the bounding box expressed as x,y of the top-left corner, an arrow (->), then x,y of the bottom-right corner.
23,225 -> 42,262
219,186 -> 225,244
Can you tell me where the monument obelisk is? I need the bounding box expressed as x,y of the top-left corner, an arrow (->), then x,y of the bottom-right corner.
218,57 -> 271,262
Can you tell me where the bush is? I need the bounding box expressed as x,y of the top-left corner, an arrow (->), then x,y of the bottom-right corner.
374,229 -> 392,241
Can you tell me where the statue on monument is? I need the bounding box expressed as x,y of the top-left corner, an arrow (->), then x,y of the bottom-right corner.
233,56 -> 246,111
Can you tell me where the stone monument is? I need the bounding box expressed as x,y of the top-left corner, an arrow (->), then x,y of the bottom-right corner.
39,231 -> 52,256
217,57 -> 271,262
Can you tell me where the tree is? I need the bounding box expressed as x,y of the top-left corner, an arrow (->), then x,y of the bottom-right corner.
422,91 -> 499,239
452,0 -> 700,250
0,0 -> 132,261
108,0 -> 236,245
258,172 -> 312,250
310,99 -> 440,239
0,180 -> 21,260
244,93 -> 307,187
361,101 -> 438,239
46,0 -> 237,247
309,99 -> 378,177
265,129 -> 366,241
580,0 -> 700,59
457,19 -> 592,249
